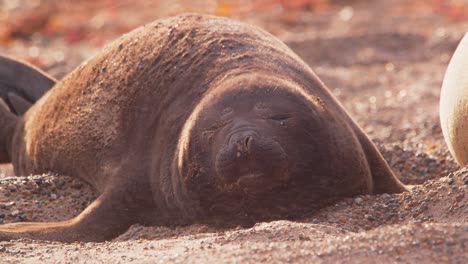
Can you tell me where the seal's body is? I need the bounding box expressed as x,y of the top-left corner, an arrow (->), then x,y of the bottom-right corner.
0,14 -> 406,242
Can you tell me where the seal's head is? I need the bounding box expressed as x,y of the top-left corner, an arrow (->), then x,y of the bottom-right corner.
176,74 -> 370,223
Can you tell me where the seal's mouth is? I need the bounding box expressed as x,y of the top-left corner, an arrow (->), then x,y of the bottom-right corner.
214,127 -> 290,192
236,172 -> 264,187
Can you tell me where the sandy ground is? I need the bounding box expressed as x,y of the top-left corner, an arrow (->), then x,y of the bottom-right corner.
0,0 -> 467,263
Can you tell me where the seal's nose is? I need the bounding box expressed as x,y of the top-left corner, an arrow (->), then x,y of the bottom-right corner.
215,126 -> 288,187
244,135 -> 253,150
229,130 -> 257,155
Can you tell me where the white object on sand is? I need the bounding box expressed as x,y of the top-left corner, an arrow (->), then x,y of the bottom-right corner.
440,33 -> 468,166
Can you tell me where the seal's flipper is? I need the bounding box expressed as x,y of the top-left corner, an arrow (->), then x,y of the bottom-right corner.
8,92 -> 33,115
356,131 -> 407,194
0,98 -> 17,163
0,189 -> 140,242
0,55 -> 56,115
0,98 -> 11,113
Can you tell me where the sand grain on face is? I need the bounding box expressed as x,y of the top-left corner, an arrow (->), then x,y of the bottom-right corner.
1,0 -> 468,262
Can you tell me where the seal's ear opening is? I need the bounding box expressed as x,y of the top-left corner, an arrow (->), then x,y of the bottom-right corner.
0,55 -> 56,115
0,98 -> 17,163
355,131 -> 407,194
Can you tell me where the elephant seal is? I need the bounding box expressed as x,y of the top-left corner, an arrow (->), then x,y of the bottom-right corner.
0,14 -> 406,242
440,33 -> 468,167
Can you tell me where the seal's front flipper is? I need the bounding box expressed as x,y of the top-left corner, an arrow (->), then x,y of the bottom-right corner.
0,55 -> 56,115
0,98 -> 17,163
0,188 -> 141,242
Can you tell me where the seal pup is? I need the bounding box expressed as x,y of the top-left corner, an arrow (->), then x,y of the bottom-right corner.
440,33 -> 468,167
0,14 -> 406,242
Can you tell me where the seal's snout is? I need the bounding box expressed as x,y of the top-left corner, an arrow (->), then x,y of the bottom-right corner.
228,129 -> 258,156
215,128 -> 289,189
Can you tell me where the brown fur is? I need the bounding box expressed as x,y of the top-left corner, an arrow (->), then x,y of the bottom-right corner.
0,14 -> 406,242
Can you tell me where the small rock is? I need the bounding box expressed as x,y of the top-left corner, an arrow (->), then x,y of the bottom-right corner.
1,201 -> 16,209
53,180 -> 66,190
381,193 -> 391,199
50,194 -> 57,200
7,184 -> 16,192
338,217 -> 348,223
26,212 -> 34,221
462,174 -> 468,185
354,197 -> 363,205
364,214 -> 373,221
447,177 -> 454,185
33,178 -> 44,186
11,210 -> 21,216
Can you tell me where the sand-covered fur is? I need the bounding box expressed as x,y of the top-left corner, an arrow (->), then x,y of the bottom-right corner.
0,14 -> 405,242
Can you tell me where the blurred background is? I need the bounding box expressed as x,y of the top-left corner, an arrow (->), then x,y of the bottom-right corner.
1,0 -> 468,76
